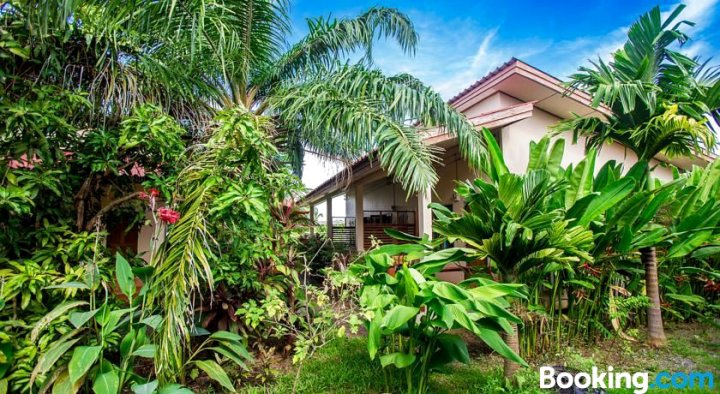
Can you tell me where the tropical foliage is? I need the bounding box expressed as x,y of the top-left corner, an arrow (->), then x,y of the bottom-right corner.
554,4 -> 720,346
1,1 -> 719,393
1,0 -> 486,392
350,240 -> 527,393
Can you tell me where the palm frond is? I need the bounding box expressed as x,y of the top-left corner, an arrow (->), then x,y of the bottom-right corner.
270,64 -> 484,193
262,7 -> 418,87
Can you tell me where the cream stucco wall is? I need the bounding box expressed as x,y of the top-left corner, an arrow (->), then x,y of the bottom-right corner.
462,92 -> 522,118
431,151 -> 477,205
137,211 -> 164,263
343,150 -> 478,215
345,181 -> 417,217
501,108 -> 674,181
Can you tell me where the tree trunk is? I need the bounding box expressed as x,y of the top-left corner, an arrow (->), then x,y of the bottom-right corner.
503,322 -> 520,380
641,247 -> 666,347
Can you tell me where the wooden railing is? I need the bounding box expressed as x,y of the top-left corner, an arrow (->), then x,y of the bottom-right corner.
330,221 -> 356,249
362,210 -> 416,250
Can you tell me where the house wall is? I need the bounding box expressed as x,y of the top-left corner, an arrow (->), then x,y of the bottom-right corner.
431,150 -> 478,205
137,212 -> 164,263
463,92 -> 522,118
343,150 -> 478,217
500,108 -> 674,181
345,181 -> 417,217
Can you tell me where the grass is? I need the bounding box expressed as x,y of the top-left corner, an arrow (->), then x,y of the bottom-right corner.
232,322 -> 719,393
239,338 -> 544,394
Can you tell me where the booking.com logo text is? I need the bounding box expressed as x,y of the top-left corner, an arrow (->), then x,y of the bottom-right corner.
540,366 -> 714,393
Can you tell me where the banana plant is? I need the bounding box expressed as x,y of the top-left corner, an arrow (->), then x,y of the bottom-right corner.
350,240 -> 527,394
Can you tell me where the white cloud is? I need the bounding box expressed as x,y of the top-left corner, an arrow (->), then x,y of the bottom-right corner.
664,0 -> 717,27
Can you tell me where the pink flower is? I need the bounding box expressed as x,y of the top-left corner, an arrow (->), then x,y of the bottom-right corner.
158,207 -> 181,224
130,162 -> 146,177
138,192 -> 149,200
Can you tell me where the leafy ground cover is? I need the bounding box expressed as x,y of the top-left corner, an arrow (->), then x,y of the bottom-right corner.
236,322 -> 718,394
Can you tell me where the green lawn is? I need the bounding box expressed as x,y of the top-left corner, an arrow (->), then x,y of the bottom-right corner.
236,322 -> 718,394
239,337 -> 543,394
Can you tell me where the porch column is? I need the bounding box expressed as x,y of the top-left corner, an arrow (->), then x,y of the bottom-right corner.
309,203 -> 315,235
325,197 -> 333,239
354,184 -> 364,252
417,187 -> 433,239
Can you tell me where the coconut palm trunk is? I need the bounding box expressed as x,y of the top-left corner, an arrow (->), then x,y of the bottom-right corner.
641,246 -> 666,346
503,322 -> 521,380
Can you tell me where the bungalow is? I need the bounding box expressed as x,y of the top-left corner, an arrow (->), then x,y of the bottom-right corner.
303,58 -> 712,281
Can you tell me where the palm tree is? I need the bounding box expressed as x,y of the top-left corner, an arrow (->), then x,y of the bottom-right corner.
432,130 -> 598,379
10,0 -> 485,194
554,4 -> 719,346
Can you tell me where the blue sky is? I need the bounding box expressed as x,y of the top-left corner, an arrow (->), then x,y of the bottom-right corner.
297,0 -> 720,190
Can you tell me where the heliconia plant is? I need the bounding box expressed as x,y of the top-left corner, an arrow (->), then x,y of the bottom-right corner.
350,240 -> 527,394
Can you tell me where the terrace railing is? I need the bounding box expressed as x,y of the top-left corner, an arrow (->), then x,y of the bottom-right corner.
329,210 -> 417,250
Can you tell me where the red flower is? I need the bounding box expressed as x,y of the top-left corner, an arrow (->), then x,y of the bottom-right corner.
158,207 -> 181,224
138,192 -> 149,200
149,188 -> 160,197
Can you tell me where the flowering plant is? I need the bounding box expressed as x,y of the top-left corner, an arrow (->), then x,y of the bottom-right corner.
158,207 -> 181,224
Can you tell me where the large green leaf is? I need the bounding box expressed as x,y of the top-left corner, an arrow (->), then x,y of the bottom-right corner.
30,336 -> 81,388
132,380 -> 159,394
482,128 -> 507,181
576,178 -> 636,226
52,369 -> 83,394
208,347 -> 249,371
413,248 -> 467,275
547,138 -> 565,176
98,307 -> 136,335
31,301 -> 88,342
367,311 -> 382,360
115,253 -> 135,299
93,370 -> 119,394
44,282 -> 90,290
381,305 -> 418,330
209,331 -> 253,363
440,303 -> 475,331
379,352 -> 416,369
474,327 -> 527,367
576,148 -> 597,201
68,346 -> 102,384
140,315 -> 162,330
667,229 -> 716,258
527,137 -> 550,171
131,344 -> 156,358
0,343 -> 13,378
194,360 -> 235,393
431,282 -> 471,303
384,227 -> 422,242
434,333 -> 470,365
69,309 -> 100,329
156,384 -> 193,394
473,299 -> 522,323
